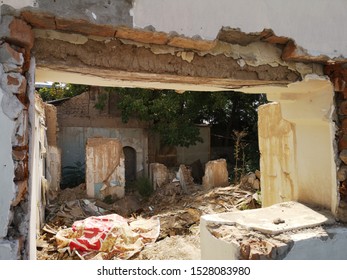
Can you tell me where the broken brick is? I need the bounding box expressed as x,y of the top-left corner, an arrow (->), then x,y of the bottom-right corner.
1,73 -> 27,95
11,181 -> 28,207
12,149 -> 27,161
55,17 -> 116,37
334,77 -> 346,92
0,16 -> 34,49
0,42 -> 24,72
337,165 -> 347,182
282,40 -> 328,63
0,91 -> 24,120
116,27 -> 169,45
14,160 -> 28,181
168,36 -> 216,51
20,10 -> 57,30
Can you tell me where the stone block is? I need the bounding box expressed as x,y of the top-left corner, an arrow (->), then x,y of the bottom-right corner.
337,165 -> 347,182
11,181 -> 28,207
0,91 -> 24,120
149,163 -> 169,190
0,42 -> 24,72
202,159 -> 229,189
1,73 -> 27,95
11,110 -> 29,147
0,16 -> 34,49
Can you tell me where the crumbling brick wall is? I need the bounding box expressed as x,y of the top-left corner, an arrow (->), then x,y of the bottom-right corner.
0,15 -> 34,259
325,64 -> 347,222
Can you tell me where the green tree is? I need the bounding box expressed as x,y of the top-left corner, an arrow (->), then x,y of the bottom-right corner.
111,88 -> 266,154
37,83 -> 89,101
115,88 -> 204,147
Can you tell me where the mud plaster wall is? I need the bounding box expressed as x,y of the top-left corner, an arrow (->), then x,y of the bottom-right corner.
56,89 -> 148,180
0,15 -> 34,259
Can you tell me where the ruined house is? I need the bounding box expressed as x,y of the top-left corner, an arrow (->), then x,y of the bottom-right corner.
1,0 -> 347,259
51,86 -> 210,191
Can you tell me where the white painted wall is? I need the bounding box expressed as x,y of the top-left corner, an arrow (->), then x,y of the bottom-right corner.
0,86 -> 17,259
133,0 -> 347,59
27,58 -> 39,260
0,87 -> 15,238
1,0 -> 35,9
243,76 -> 338,213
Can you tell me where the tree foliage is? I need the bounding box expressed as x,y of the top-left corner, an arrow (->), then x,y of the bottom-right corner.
37,83 -> 89,101
114,88 -> 206,147
110,88 -> 267,153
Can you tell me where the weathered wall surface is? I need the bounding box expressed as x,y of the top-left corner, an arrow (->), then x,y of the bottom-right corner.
59,127 -> 147,180
8,0 -> 347,60
255,77 -> 337,212
0,87 -> 16,238
86,138 -> 125,200
0,15 -> 34,259
258,103 -> 297,206
324,65 -> 347,222
202,159 -> 229,190
176,126 -> 210,165
133,0 -> 347,60
56,89 -> 149,182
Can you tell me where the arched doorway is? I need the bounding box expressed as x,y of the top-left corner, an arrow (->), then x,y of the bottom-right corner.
123,146 -> 137,187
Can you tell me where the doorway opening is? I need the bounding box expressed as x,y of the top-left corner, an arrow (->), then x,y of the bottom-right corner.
123,146 -> 137,188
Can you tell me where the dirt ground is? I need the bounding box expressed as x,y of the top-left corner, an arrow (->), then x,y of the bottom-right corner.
36,176 -> 260,260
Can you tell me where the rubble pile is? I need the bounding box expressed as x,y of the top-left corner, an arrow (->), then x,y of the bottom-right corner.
37,169 -> 261,260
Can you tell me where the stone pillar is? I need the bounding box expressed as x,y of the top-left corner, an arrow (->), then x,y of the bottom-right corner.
0,15 -> 34,259
259,76 -> 338,214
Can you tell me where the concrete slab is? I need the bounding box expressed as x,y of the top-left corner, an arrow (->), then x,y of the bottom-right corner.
202,201 -> 334,234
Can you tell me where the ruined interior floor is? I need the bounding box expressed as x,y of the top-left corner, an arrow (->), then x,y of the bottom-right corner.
36,176 -> 260,260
